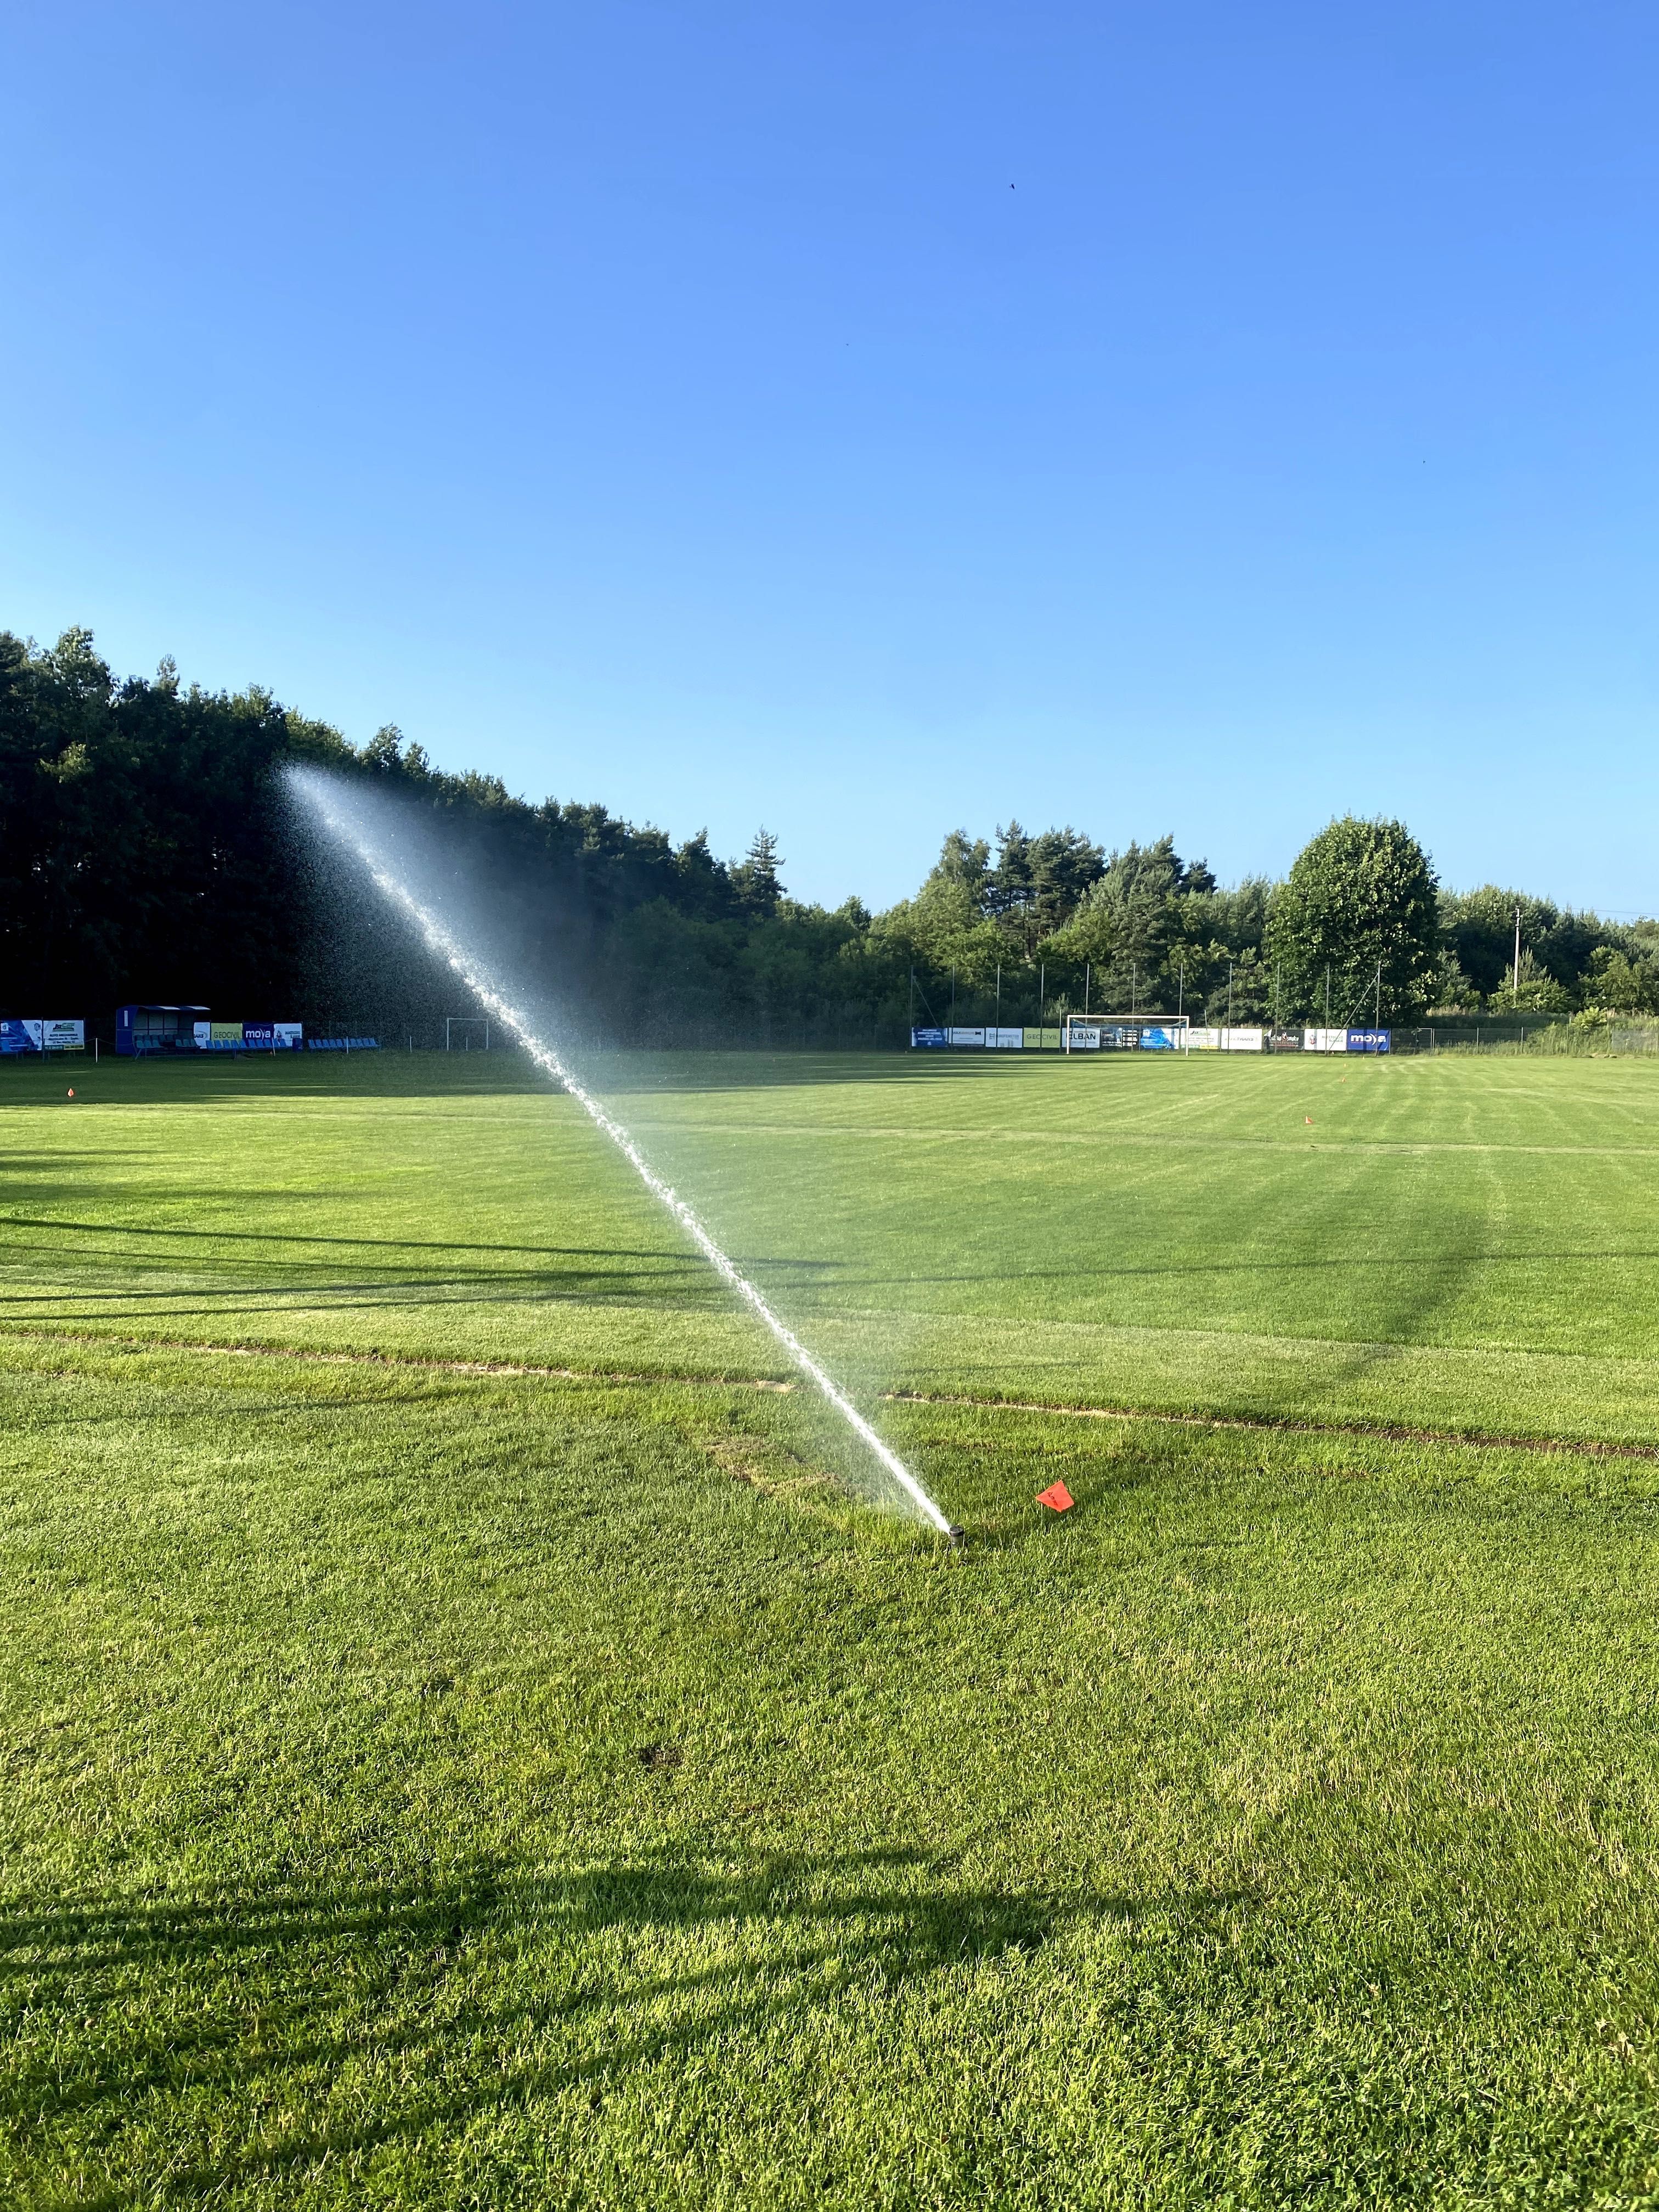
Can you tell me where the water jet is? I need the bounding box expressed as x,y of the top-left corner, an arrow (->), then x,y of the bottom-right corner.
287,765 -> 958,1541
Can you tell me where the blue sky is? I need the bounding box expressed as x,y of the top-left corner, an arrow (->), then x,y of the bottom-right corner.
4,1 -> 1656,912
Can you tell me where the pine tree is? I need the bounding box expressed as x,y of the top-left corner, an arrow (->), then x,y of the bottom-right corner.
732,827 -> 784,918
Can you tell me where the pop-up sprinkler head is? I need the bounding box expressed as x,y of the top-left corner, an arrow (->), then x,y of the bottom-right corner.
945,1525 -> 967,1552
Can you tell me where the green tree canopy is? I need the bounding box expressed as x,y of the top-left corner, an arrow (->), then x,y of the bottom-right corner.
9,624 -> 1658,1042
1266,817 -> 1441,1023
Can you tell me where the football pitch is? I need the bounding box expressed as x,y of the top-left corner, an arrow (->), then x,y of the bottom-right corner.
6,1047 -> 1659,2207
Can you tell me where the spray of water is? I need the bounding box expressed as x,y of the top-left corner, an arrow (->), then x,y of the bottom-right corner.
286,765 -> 957,1539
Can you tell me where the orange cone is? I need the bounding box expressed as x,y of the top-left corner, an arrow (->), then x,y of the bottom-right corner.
66,1088 -> 75,1098
1036,1481 -> 1074,1513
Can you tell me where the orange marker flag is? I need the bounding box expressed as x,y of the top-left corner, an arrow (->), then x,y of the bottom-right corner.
1036,1481 -> 1074,1513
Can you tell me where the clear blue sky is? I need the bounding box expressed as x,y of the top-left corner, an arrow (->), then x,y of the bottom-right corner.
4,1 -> 1655,912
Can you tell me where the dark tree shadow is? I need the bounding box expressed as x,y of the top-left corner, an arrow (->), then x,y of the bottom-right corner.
1,1849 -> 1177,2204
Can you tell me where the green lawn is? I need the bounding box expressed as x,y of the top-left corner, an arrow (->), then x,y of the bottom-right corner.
5,1049 -> 1659,2206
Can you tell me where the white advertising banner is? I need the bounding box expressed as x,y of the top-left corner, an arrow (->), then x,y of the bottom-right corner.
1304,1028 -> 1348,1053
1188,1027 -> 1263,1052
1,1019 -> 89,1053
985,1027 -> 1023,1049
946,1026 -> 986,1047
1065,1025 -> 1102,1051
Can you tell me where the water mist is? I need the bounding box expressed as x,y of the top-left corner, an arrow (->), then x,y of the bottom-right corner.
286,765 -> 961,1543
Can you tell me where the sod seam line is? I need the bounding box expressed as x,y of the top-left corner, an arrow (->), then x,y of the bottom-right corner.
3,1323 -> 1658,1464
0,1325 -> 794,1393
883,1390 -> 1659,1464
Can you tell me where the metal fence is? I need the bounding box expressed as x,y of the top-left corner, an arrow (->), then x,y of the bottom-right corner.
1396,1023 -> 1659,1057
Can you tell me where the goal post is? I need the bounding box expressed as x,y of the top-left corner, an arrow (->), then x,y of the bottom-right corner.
1062,1015 -> 1189,1053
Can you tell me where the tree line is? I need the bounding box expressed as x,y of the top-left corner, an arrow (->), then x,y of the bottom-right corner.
3,627 -> 1656,1039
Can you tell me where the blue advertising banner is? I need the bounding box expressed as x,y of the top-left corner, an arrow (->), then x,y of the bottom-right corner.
1346,1029 -> 1391,1054
910,1027 -> 949,1048
0,1019 -> 82,1053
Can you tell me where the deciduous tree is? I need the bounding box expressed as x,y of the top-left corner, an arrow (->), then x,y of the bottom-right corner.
1267,817 -> 1440,1023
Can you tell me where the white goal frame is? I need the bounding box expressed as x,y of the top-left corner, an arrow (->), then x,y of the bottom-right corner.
1062,1014 -> 1189,1053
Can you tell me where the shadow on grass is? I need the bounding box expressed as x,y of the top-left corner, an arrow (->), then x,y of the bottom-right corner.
0,1212 -> 712,1263
2,1049 -> 1082,1109
0,1050 -> 986,1111
0,1848 -> 1169,2202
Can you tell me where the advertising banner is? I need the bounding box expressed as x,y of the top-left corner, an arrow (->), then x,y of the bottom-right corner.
193,1020 -> 304,1051
1345,1028 -> 1391,1054
1303,1028 -> 1347,1053
1065,1025 -> 1101,1051
307,1036 -> 381,1051
910,1026 -> 948,1048
1187,1028 -> 1263,1051
1139,1024 -> 1182,1051
947,1026 -> 986,1046
985,1027 -> 1024,1048
0,1019 -> 84,1053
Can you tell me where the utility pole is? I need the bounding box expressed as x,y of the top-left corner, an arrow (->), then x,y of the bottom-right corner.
1085,962 -> 1091,1016
1177,962 -> 1184,1022
996,963 -> 1001,1025
1227,960 -> 1234,1032
1375,960 -> 1381,1028
951,965 -> 956,1026
1513,905 -> 1522,1003
1325,964 -> 1330,1028
909,966 -> 914,1032
1039,961 -> 1046,1047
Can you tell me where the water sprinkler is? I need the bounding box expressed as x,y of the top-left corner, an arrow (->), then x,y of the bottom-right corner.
945,1525 -> 967,1552
287,764 -> 959,1541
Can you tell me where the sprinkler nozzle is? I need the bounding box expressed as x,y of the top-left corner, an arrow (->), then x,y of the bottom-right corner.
945,1525 -> 966,1551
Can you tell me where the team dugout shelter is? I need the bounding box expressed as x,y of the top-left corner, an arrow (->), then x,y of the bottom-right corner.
116,1006 -> 303,1056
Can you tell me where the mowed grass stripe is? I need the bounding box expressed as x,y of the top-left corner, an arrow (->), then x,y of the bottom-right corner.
7,1057 -> 1659,2202
8,1332 -> 1659,2203
5,1039 -> 1659,1455
8,1316 -> 1659,1469
631,1116 -> 1659,1158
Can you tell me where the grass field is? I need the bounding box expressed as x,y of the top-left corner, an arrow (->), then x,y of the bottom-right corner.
7,1047 -> 1659,2207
